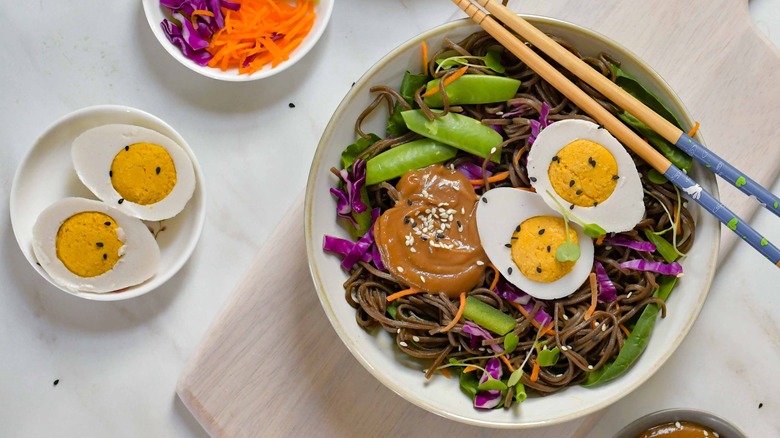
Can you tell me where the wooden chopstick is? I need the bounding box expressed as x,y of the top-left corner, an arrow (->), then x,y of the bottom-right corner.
473,0 -> 780,220
451,0 -> 780,267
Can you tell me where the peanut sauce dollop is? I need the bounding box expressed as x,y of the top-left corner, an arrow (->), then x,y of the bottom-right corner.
373,164 -> 488,297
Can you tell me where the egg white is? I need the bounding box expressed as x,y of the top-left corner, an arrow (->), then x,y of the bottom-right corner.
476,187 -> 594,300
527,119 -> 645,233
32,197 -> 160,293
72,124 -> 196,221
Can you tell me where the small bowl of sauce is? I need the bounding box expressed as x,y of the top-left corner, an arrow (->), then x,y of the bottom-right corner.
613,409 -> 746,438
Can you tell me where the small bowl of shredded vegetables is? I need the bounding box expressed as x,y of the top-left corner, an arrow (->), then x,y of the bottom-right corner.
305,16 -> 720,428
142,0 -> 334,81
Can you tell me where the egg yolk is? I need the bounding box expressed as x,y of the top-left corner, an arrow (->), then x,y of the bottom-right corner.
547,139 -> 618,207
511,216 -> 577,283
110,142 -> 176,205
56,212 -> 124,278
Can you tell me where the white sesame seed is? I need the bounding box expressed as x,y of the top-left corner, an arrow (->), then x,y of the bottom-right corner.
490,147 -> 497,154
560,346 -> 567,351
400,341 -> 408,347
410,247 -> 417,253
398,267 -> 404,273
420,276 -> 426,283
563,314 -> 569,320
588,365 -> 593,370
396,328 -> 401,334
412,336 -> 420,342
461,207 -> 465,215
674,422 -> 681,429
476,260 -> 485,266
704,432 -> 709,437
602,324 -> 607,332
627,292 -> 633,299
425,209 -> 431,214
713,433 -> 719,437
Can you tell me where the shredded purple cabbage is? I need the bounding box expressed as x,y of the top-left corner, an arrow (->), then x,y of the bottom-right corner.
323,209 -> 383,271
454,158 -> 495,184
603,235 -> 657,252
594,261 -> 617,303
159,0 -> 241,65
474,358 -> 503,409
620,259 -> 683,276
522,300 -> 553,326
323,236 -> 372,264
528,102 -> 552,145
462,322 -> 504,353
330,159 -> 368,228
494,280 -> 531,305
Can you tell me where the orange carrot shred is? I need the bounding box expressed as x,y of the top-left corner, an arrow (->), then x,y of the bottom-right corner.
207,0 -> 316,75
500,354 -> 515,372
439,368 -> 452,379
619,324 -> 631,338
421,41 -> 429,76
530,361 -> 540,382
584,273 -> 598,321
488,263 -> 500,292
463,366 -> 478,373
688,121 -> 700,137
422,66 -> 468,97
386,288 -> 422,302
440,293 -> 467,333
469,171 -> 510,186
595,234 -> 606,245
191,9 -> 215,18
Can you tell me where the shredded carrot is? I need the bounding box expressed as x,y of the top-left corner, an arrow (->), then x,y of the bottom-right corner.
440,293 -> 467,333
463,366 -> 478,373
469,171 -> 510,186
530,361 -> 540,382
207,0 -> 317,74
500,354 -> 515,372
619,324 -> 631,338
595,234 -> 606,245
386,288 -> 422,302
488,263 -> 500,292
439,368 -> 452,379
191,9 -> 215,18
584,273 -> 598,320
421,41 -> 429,76
688,121 -> 700,137
510,302 -> 554,336
422,66 -> 468,97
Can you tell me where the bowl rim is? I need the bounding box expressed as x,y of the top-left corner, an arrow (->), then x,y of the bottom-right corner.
9,104 -> 207,301
304,15 -> 720,428
612,408 -> 748,438
141,0 -> 335,82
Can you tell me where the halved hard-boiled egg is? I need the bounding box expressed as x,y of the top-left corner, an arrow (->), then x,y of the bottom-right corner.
72,124 -> 196,221
527,119 -> 644,233
476,187 -> 594,300
32,197 -> 160,293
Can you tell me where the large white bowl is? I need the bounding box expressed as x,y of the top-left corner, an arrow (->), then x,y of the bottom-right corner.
142,0 -> 334,82
10,105 -> 206,301
305,16 -> 720,428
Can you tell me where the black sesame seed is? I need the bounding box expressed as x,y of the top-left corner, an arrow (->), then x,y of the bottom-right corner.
759,403 -> 763,409
588,157 -> 597,167
288,103 -> 296,108
593,201 -> 598,207
104,221 -> 111,226
421,236 -> 428,241
109,170 -> 113,177
412,221 -> 418,228
552,155 -> 559,162
53,379 -> 59,386
511,237 -> 518,240
612,175 -> 620,180
504,243 -> 512,248
536,267 -> 542,273
96,242 -> 104,248
482,197 -> 488,203
351,82 -> 356,87
547,245 -> 551,252
507,267 -> 513,275
457,220 -> 462,228
156,166 -> 161,175
404,216 -> 410,224
570,204 -> 575,210
125,145 -> 129,151
569,180 -> 575,187
118,198 -> 124,204
436,233 -> 445,239
576,189 -> 583,195
103,254 -> 107,260
538,229 -> 545,235
529,177 -> 537,182
515,225 -> 521,232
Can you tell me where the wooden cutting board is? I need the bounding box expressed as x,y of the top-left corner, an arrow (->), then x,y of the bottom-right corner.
177,1 -> 779,436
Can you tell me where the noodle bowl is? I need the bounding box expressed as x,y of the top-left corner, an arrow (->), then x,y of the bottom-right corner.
305,16 -> 719,428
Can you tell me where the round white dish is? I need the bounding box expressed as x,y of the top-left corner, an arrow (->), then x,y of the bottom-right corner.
305,17 -> 720,428
141,0 -> 334,82
10,105 -> 207,301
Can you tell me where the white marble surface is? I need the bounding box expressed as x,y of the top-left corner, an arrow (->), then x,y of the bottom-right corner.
0,0 -> 777,437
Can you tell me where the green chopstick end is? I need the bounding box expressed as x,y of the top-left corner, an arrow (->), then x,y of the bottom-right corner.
774,201 -> 779,209
761,238 -> 769,247
727,218 -> 738,231
736,176 -> 747,187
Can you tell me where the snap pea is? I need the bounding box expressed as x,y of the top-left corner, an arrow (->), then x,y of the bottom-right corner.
401,110 -> 503,163
462,296 -> 517,336
583,276 -> 678,387
365,139 -> 458,185
422,75 -> 521,107
643,229 -> 680,263
387,71 -> 430,138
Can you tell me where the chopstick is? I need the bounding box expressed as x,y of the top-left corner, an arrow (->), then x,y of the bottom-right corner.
451,0 -> 780,267
473,0 -> 780,220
